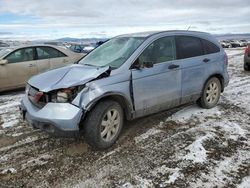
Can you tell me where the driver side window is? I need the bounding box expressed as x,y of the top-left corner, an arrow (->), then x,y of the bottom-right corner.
5,48 -> 34,63
138,36 -> 176,65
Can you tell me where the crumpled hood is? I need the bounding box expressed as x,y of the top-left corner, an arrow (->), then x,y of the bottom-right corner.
28,64 -> 110,92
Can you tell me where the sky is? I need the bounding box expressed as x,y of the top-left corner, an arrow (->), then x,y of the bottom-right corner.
0,0 -> 249,40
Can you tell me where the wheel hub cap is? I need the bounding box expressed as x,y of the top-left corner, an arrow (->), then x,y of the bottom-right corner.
101,109 -> 120,142
206,81 -> 219,104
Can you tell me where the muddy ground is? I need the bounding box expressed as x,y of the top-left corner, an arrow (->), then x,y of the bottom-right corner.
0,49 -> 249,188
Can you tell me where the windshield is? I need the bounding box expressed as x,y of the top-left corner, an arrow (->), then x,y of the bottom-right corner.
0,48 -> 13,58
79,37 -> 145,68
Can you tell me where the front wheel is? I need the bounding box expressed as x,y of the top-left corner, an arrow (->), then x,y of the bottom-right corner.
197,77 -> 221,109
83,100 -> 124,149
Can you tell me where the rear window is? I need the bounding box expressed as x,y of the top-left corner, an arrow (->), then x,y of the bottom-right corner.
176,36 -> 203,59
36,47 -> 66,60
201,39 -> 220,54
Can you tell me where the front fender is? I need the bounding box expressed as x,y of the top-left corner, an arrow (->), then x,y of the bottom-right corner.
85,92 -> 133,111
72,79 -> 133,111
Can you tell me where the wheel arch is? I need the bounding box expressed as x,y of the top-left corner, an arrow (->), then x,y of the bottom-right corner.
84,92 -> 134,121
205,73 -> 225,92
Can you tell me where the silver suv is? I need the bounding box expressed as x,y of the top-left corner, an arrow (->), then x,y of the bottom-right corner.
20,30 -> 229,149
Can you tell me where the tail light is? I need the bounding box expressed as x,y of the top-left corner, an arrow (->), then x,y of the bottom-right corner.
245,45 -> 249,55
29,91 -> 44,103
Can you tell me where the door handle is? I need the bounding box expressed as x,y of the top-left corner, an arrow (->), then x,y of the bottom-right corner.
168,64 -> 180,69
203,58 -> 210,63
29,64 -> 34,67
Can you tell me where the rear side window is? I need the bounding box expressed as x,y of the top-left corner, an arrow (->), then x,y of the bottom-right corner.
201,39 -> 220,54
176,36 -> 203,59
36,47 -> 66,60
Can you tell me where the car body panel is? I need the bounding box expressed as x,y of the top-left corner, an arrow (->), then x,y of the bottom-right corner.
0,44 -> 85,92
20,30 -> 229,135
49,56 -> 71,69
132,61 -> 182,117
72,71 -> 132,111
36,58 -> 50,73
28,64 -> 110,92
21,95 -> 82,131
244,44 -> 250,69
0,60 -> 37,91
244,44 -> 250,61
179,55 -> 205,103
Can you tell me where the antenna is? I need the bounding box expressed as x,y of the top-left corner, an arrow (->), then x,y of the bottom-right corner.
187,26 -> 191,31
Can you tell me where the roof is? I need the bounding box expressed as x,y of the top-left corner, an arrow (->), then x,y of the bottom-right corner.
117,30 -> 211,38
0,44 -> 71,58
4,44 -> 65,51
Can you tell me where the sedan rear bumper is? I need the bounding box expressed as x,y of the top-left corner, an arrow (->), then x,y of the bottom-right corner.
20,95 -> 83,137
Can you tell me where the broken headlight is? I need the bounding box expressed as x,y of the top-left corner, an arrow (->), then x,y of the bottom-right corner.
51,86 -> 85,103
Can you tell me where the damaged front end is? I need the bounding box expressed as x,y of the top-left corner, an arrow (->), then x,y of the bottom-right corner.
26,64 -> 111,106
20,64 -> 112,137
26,84 -> 86,108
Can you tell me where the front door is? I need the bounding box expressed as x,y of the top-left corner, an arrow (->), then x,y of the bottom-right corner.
0,47 -> 37,90
131,36 -> 182,117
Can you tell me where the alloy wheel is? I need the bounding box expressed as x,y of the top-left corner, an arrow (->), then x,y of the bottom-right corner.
100,109 -> 121,142
206,81 -> 219,104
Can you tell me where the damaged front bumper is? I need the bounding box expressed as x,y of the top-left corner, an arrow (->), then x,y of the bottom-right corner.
20,95 -> 83,137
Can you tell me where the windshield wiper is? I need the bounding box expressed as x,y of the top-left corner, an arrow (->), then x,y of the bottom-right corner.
83,64 -> 99,67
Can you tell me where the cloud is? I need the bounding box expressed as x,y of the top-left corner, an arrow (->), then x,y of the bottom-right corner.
0,0 -> 249,39
0,31 -> 12,35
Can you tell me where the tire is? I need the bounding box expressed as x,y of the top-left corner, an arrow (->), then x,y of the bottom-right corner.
244,63 -> 250,71
83,100 -> 124,149
197,77 -> 221,109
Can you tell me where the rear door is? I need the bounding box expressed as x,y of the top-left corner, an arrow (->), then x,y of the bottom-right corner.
176,36 -> 205,103
0,47 -> 37,90
35,46 -> 70,73
35,47 -> 50,73
48,47 -> 70,69
131,36 -> 182,117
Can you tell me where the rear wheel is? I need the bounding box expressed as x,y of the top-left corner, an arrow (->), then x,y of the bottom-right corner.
244,63 -> 250,71
83,100 -> 124,149
197,77 -> 221,109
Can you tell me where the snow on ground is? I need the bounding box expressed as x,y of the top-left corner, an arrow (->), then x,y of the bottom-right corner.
238,176 -> 250,188
0,92 -> 23,129
0,48 -> 249,187
182,133 -> 215,163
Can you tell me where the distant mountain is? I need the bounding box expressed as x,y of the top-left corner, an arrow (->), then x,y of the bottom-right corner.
54,37 -> 109,44
54,34 -> 250,43
0,41 -> 9,47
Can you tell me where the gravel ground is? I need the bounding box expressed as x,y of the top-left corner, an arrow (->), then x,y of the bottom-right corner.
0,48 -> 249,188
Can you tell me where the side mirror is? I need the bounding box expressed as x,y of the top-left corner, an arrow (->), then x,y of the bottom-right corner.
0,59 -> 8,65
132,59 -> 154,69
132,59 -> 142,69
